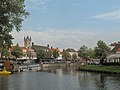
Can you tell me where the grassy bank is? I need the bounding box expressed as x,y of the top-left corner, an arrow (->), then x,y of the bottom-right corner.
79,65 -> 120,74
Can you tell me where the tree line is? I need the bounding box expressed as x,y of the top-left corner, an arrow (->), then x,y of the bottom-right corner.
36,40 -> 110,65
0,39 -> 110,65
78,40 -> 110,64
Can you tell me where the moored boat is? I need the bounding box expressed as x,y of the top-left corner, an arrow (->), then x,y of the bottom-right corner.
0,70 -> 11,75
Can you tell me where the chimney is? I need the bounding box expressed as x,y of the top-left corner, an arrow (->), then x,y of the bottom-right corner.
30,36 -> 31,41
47,44 -> 49,48
118,41 -> 120,44
24,36 -> 25,40
51,46 -> 53,49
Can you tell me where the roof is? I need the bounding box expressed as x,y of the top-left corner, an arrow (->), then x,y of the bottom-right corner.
117,48 -> 120,52
110,43 -> 120,53
10,46 -> 28,50
110,42 -> 118,46
51,48 -> 60,52
31,45 -> 50,52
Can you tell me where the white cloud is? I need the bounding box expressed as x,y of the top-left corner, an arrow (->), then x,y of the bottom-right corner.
12,28 -> 120,50
12,28 -> 99,50
91,10 -> 120,20
12,30 -> 51,46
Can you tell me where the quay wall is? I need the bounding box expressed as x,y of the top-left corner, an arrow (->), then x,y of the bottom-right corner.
41,63 -> 80,68
13,63 -> 80,72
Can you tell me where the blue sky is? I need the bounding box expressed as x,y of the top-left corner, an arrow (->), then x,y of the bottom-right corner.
13,0 -> 120,50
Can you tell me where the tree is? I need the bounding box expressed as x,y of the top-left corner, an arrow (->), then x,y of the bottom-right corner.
78,45 -> 88,59
36,49 -> 46,59
1,48 -> 10,59
62,51 -> 71,60
87,48 -> 95,59
11,44 -> 22,59
0,0 -> 29,50
94,40 -> 110,64
53,49 -> 59,59
78,45 -> 95,62
72,54 -> 77,60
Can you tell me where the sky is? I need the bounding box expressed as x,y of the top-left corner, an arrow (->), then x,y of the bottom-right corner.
12,0 -> 120,50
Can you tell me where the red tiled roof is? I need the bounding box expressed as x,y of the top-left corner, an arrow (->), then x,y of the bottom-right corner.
10,46 -> 28,50
10,46 -> 29,54
117,48 -> 120,52
51,48 -> 60,52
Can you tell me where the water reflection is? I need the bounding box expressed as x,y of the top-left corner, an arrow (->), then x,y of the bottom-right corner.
0,66 -> 120,90
0,76 -> 8,90
42,66 -> 120,90
78,71 -> 120,90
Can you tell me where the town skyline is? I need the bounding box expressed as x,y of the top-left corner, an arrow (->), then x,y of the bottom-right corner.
12,0 -> 120,50
1,1 -> 120,90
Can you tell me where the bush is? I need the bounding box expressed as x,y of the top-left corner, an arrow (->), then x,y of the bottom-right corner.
103,62 -> 120,66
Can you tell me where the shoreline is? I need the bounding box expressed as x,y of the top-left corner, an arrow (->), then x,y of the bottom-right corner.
79,65 -> 120,75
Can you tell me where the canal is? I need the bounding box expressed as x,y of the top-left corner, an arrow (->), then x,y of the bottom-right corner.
0,66 -> 120,90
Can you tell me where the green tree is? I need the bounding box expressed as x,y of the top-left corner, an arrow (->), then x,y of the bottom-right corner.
53,50 -> 59,59
78,45 -> 88,59
78,45 -> 96,63
62,51 -> 71,60
11,44 -> 22,59
72,54 -> 77,60
94,40 -> 110,64
0,48 -> 10,59
87,48 -> 95,59
0,0 -> 29,49
37,49 -> 46,59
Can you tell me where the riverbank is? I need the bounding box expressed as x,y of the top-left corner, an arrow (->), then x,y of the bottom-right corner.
79,65 -> 120,74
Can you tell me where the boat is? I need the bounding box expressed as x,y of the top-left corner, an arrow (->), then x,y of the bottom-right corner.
0,70 -> 11,75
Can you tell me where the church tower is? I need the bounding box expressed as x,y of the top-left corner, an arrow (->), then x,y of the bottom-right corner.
24,36 -> 32,48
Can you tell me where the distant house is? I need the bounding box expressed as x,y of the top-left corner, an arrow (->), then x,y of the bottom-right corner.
66,48 -> 79,59
50,47 -> 60,58
10,46 -> 29,59
56,51 -> 63,60
31,42 -> 52,59
107,42 -> 120,63
10,36 -> 56,60
57,48 -> 79,61
10,36 -> 35,60
50,47 -> 60,53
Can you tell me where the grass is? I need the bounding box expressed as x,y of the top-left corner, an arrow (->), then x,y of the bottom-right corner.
79,65 -> 120,74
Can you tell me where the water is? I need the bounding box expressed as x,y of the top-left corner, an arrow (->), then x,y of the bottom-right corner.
0,67 -> 120,90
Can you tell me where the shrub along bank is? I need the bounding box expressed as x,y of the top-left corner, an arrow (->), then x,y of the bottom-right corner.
79,65 -> 120,74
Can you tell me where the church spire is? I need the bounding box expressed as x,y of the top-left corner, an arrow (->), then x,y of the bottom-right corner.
24,36 -> 25,41
24,36 -> 32,48
30,36 -> 31,41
